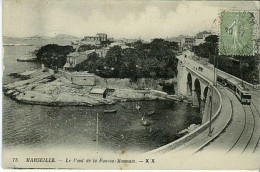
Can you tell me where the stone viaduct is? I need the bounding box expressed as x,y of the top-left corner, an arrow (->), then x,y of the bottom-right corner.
176,50 -> 217,124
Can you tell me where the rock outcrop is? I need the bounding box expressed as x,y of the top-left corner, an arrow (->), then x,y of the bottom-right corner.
4,69 -> 173,106
17,54 -> 37,62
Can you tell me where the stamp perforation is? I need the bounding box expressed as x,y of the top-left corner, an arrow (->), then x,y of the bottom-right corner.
218,9 -> 259,56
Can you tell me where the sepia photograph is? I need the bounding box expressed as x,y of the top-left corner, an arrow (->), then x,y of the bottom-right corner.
1,0 -> 260,170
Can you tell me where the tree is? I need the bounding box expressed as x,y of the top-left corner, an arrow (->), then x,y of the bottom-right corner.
77,44 -> 99,52
193,35 -> 219,58
35,44 -> 74,70
74,52 -> 100,72
73,39 -> 180,80
104,46 -> 124,77
205,35 -> 218,44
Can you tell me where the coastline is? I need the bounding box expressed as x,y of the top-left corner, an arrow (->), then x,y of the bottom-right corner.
3,69 -> 177,106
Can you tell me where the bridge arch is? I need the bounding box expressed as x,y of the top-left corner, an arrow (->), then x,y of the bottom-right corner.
187,72 -> 192,96
193,78 -> 201,107
200,85 -> 209,116
203,86 -> 209,101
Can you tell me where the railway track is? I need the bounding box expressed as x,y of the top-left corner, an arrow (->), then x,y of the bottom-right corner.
224,89 -> 247,154
226,98 -> 258,154
251,101 -> 260,153
242,105 -> 255,153
193,88 -> 234,153
192,87 -> 260,155
252,96 -> 260,106
250,90 -> 260,105
176,87 -> 233,153
162,87 -> 259,155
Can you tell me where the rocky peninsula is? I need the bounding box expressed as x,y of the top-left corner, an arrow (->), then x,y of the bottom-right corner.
17,53 -> 37,62
3,69 -> 176,106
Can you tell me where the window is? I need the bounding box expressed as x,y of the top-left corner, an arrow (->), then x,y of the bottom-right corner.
242,94 -> 251,99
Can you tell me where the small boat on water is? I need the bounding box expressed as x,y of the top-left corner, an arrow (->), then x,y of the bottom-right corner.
147,111 -> 155,115
104,109 -> 117,113
141,117 -> 152,126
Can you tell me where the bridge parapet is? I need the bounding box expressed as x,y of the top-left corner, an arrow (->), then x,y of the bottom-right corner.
177,51 -> 215,83
177,50 -> 258,89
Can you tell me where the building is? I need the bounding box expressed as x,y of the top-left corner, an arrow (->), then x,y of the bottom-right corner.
95,47 -> 109,57
70,71 -> 95,86
90,87 -> 108,98
180,36 -> 195,50
82,33 -> 107,42
177,31 -> 212,49
59,70 -> 95,86
165,37 -> 182,48
96,33 -> 108,41
195,31 -> 212,46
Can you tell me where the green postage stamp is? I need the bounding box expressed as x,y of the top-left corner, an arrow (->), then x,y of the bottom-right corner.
219,10 -> 257,56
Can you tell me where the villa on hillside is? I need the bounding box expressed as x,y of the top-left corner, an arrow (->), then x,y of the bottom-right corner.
176,31 -> 212,50
81,33 -> 108,45
195,31 -> 212,46
180,36 -> 195,50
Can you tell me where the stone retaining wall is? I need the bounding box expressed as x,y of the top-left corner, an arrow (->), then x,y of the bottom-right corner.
95,76 -> 177,93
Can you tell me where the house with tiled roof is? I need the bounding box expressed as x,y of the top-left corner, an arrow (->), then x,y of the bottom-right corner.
195,31 -> 212,45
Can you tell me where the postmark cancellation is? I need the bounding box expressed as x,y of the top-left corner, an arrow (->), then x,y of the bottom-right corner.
219,10 -> 258,56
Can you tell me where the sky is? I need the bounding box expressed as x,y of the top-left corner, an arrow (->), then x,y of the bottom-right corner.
3,0 -> 259,40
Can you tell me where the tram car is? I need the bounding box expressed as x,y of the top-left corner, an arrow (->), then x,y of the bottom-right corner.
216,74 -> 228,86
235,84 -> 251,105
216,74 -> 251,105
226,78 -> 237,92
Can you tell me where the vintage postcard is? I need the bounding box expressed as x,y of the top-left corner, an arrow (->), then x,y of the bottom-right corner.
1,0 -> 260,170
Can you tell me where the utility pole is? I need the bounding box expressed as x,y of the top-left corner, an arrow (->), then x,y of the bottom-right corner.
213,54 -> 216,86
209,46 -> 217,136
96,113 -> 99,154
240,56 -> 244,88
216,57 -> 219,87
214,46 -> 218,86
208,86 -> 213,137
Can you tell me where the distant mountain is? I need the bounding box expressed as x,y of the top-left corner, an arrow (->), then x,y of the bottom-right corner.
25,35 -> 51,39
3,34 -> 80,46
3,34 -> 79,40
54,34 -> 79,40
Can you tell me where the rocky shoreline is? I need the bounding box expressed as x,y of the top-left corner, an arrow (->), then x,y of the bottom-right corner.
17,53 -> 37,62
3,69 -> 175,106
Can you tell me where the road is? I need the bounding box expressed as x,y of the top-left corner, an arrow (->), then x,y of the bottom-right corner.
199,86 -> 260,155
166,85 -> 260,155
178,50 -> 260,155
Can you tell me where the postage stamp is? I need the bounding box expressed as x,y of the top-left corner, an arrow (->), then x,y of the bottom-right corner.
219,10 -> 256,56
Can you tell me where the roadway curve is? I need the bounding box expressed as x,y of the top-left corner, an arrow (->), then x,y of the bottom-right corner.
150,50 -> 260,156
160,85 -> 260,156
197,87 -> 260,155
